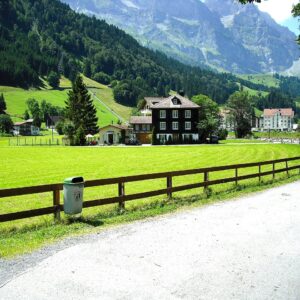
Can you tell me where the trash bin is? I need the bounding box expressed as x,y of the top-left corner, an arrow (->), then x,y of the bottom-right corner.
63,177 -> 84,215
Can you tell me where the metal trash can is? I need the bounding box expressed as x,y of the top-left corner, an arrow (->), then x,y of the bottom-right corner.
63,177 -> 84,215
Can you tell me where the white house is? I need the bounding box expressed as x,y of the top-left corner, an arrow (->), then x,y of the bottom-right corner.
99,124 -> 130,145
263,108 -> 294,131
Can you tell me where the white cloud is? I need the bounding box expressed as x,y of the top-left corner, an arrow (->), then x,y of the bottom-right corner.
255,0 -> 298,23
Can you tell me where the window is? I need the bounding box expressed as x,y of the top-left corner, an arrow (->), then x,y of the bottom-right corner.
160,110 -> 166,119
185,122 -> 191,130
185,110 -> 191,119
135,124 -> 139,132
172,110 -> 178,119
172,122 -> 178,130
160,122 -> 166,130
142,124 -> 147,131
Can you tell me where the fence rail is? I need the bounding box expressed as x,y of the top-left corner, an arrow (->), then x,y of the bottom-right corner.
1,156 -> 300,223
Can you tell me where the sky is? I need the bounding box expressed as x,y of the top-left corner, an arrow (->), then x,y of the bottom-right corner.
255,0 -> 299,34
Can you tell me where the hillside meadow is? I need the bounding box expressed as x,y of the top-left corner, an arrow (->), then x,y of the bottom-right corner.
0,144 -> 299,257
0,76 -> 131,127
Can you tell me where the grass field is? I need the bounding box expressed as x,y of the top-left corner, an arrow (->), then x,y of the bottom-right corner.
0,76 -> 131,127
0,144 -> 299,258
238,74 -> 280,88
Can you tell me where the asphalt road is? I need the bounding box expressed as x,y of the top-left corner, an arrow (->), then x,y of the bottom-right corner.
1,181 -> 300,300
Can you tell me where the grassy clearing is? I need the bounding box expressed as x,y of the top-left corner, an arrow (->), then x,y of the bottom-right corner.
0,144 -> 299,257
238,74 -> 280,88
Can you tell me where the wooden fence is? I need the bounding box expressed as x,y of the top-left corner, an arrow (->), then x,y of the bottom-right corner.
0,156 -> 300,223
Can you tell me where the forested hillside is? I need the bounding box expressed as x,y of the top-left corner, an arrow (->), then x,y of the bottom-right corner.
0,0 -> 264,106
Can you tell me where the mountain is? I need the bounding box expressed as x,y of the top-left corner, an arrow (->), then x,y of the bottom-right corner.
62,0 -> 300,74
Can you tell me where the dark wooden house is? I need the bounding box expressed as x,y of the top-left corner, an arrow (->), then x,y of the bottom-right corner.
150,95 -> 200,144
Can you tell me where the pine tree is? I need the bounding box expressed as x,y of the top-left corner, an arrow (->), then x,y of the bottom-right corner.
0,94 -> 7,114
24,110 -> 30,120
65,75 -> 99,144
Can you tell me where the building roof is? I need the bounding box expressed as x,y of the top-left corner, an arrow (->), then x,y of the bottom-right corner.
99,124 -> 128,132
149,95 -> 199,109
263,108 -> 294,117
144,97 -> 165,108
130,116 -> 152,124
14,119 -> 34,126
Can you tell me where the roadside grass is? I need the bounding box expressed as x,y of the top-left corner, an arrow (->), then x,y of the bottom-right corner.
0,144 -> 299,257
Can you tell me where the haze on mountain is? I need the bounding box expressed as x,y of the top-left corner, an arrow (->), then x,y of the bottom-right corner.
62,0 -> 300,74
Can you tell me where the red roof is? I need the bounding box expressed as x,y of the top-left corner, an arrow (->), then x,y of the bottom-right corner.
263,108 -> 294,117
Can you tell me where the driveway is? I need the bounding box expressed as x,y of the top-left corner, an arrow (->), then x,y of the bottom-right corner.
1,181 -> 300,299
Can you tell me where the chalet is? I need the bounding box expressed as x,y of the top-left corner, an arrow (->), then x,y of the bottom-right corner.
129,116 -> 152,144
13,119 -> 40,136
135,95 -> 200,144
263,108 -> 294,131
99,124 -> 131,145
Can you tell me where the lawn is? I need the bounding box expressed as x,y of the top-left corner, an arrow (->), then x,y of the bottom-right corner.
0,144 -> 299,257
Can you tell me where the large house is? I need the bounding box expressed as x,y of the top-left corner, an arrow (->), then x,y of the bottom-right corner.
263,108 -> 294,131
13,119 -> 40,136
132,95 -> 200,144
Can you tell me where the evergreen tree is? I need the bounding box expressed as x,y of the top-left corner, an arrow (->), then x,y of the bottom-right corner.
65,75 -> 99,144
24,110 -> 30,120
0,93 -> 7,114
48,71 -> 60,88
0,114 -> 13,134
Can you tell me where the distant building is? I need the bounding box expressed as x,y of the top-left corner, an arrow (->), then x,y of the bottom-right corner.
130,116 -> 152,144
220,109 -> 234,131
13,119 -> 40,136
263,108 -> 294,131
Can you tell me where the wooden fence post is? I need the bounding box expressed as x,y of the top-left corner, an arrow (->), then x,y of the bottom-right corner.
258,164 -> 261,183
272,162 -> 275,180
118,182 -> 125,210
167,176 -> 172,199
204,171 -> 209,193
235,168 -> 238,186
285,160 -> 289,177
53,189 -> 61,221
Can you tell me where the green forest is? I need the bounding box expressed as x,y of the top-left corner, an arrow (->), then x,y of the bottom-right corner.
0,0 -> 300,114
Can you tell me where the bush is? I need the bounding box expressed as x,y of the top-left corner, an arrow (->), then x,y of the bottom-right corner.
92,72 -> 111,85
217,128 -> 228,140
55,120 -> 64,135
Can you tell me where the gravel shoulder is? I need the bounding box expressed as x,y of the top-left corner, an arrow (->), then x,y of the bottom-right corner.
1,181 -> 300,299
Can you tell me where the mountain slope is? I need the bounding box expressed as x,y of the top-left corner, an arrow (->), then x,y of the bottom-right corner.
63,0 -> 300,74
0,0 -> 248,105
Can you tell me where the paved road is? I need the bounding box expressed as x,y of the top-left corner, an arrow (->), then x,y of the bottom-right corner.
1,181 -> 300,299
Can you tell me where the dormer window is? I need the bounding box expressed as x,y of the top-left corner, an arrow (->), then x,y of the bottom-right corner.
172,97 -> 181,106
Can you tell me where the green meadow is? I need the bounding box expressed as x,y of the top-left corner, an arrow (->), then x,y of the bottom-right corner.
0,144 -> 299,257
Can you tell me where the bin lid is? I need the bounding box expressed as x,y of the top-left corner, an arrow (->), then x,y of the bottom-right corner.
64,177 -> 84,184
